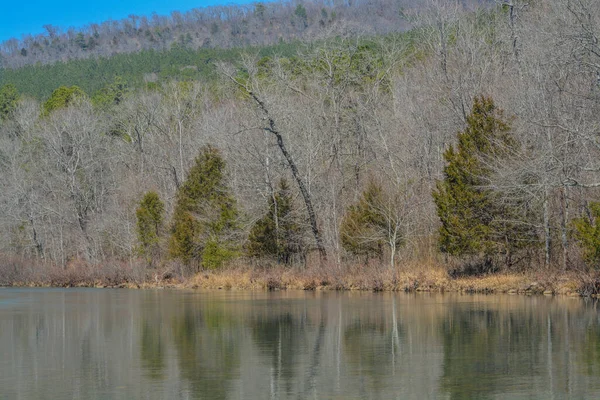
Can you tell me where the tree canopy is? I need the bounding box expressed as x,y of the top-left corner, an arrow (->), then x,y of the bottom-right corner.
573,203 -> 600,270
169,145 -> 239,270
43,85 -> 86,115
0,84 -> 19,121
136,191 -> 165,265
247,179 -> 304,264
432,96 -> 532,269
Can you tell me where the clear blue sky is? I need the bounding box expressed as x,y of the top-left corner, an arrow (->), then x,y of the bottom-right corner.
0,0 -> 257,42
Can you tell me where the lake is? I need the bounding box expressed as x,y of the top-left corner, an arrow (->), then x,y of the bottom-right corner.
0,289 -> 599,399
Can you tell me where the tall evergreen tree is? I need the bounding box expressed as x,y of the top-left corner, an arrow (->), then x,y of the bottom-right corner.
169,145 -> 239,270
247,179 -> 304,264
573,202 -> 600,269
0,84 -> 19,122
432,96 -> 529,269
43,85 -> 86,115
92,76 -> 129,109
340,181 -> 386,261
136,191 -> 165,265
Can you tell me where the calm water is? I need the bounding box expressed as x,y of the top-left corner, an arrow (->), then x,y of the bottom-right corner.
1,289 -> 600,399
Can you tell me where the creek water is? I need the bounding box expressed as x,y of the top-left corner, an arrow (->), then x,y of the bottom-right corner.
0,288 -> 599,399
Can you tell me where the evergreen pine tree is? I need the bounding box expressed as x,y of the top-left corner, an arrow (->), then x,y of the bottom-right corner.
573,202 -> 600,269
169,145 -> 239,270
92,76 -> 128,109
43,85 -> 86,116
0,84 -> 19,122
136,191 -> 165,265
432,96 -> 528,269
247,179 -> 303,264
340,181 -> 388,262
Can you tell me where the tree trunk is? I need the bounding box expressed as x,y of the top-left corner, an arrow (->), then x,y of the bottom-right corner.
29,216 -> 43,258
543,190 -> 551,269
272,125 -> 327,261
561,185 -> 569,271
248,90 -> 328,261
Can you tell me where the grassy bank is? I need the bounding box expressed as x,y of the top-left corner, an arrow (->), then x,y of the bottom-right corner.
184,264 -> 595,297
1,255 -> 598,297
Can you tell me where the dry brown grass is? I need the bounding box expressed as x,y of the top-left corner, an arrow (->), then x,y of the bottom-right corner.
182,261 -> 589,297
0,254 -> 594,297
184,262 -> 497,293
448,273 -> 530,293
0,254 -> 152,288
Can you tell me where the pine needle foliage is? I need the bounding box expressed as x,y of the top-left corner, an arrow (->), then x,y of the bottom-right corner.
573,202 -> 600,269
136,191 -> 165,264
92,76 -> 129,109
0,84 -> 19,122
42,85 -> 86,116
340,181 -> 388,260
432,96 -> 527,267
169,145 -> 239,270
247,179 -> 304,264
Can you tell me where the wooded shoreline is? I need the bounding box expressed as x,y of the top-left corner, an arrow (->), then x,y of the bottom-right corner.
4,2 -> 600,288
1,257 -> 597,298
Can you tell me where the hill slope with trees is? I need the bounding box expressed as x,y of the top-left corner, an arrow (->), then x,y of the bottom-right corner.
0,0 -> 419,69
0,0 -> 491,99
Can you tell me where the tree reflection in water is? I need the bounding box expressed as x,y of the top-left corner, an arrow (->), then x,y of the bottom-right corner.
171,302 -> 241,399
4,290 -> 600,399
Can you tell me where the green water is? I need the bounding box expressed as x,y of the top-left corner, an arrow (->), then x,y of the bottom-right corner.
0,289 -> 599,399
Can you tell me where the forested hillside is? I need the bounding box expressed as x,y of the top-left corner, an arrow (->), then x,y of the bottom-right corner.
0,42 -> 300,99
1,0 -> 417,69
2,0 -> 600,287
0,0 -> 490,99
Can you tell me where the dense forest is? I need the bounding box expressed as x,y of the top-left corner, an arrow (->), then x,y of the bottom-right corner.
0,0 -> 426,69
0,43 -> 300,100
1,0 -> 600,287
0,0 -> 490,99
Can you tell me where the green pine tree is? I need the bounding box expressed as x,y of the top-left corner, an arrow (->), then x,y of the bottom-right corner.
92,76 -> 128,109
43,85 -> 86,116
573,202 -> 600,269
0,84 -> 19,122
340,181 -> 389,262
169,145 -> 239,270
432,96 -> 528,269
294,4 -> 308,27
136,191 -> 165,265
247,179 -> 304,264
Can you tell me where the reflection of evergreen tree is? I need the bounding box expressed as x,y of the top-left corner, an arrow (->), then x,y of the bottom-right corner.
250,312 -> 307,394
343,318 -> 403,397
140,319 -> 165,380
580,327 -> 600,377
440,307 -> 544,399
171,303 -> 241,399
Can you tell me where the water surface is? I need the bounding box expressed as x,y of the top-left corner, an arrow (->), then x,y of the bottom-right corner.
1,288 -> 599,399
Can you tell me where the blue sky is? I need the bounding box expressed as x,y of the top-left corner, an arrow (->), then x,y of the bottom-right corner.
0,0 -> 257,42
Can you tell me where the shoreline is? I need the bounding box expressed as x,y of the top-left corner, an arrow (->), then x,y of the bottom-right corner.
2,265 -> 597,298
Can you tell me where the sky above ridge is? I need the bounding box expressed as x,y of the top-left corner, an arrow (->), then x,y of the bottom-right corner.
0,0 -> 258,42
